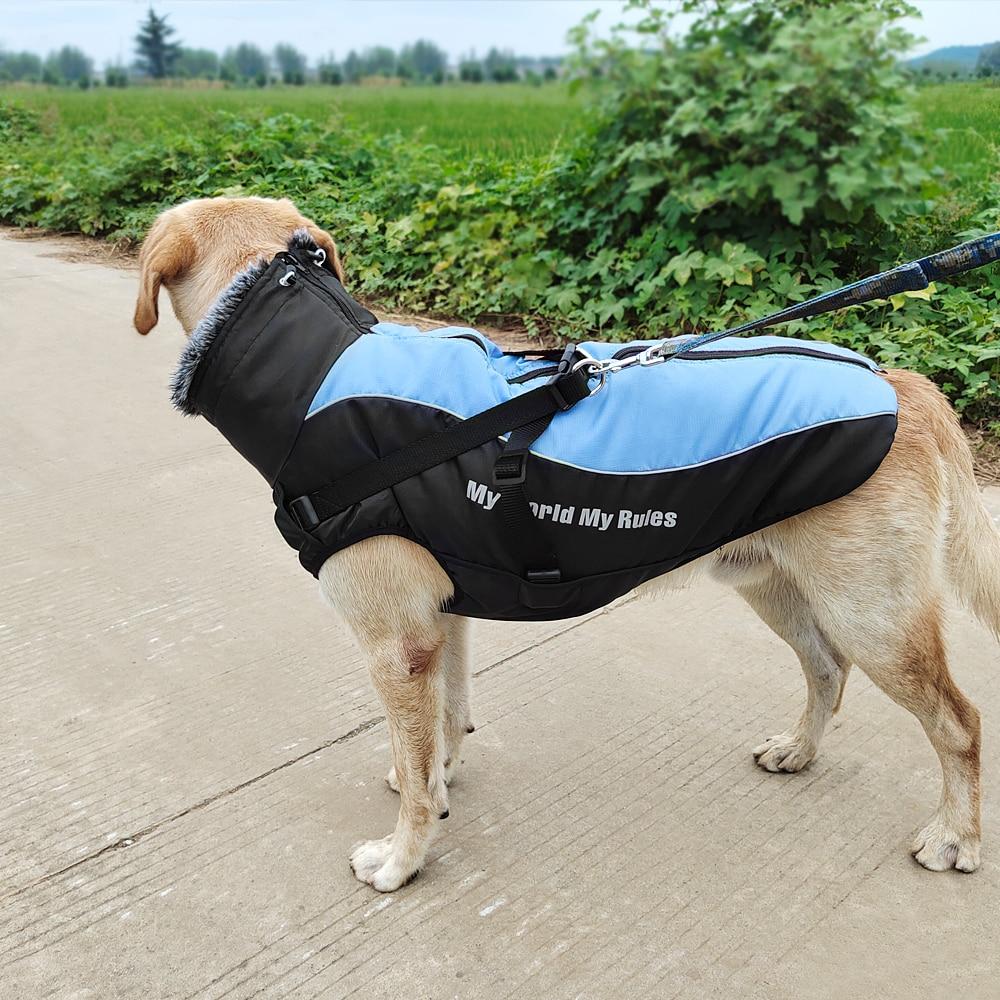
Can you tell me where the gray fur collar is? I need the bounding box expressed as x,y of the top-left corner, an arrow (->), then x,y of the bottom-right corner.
170,229 -> 320,415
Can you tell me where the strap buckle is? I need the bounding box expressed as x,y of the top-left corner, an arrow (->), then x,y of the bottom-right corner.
526,568 -> 562,584
493,452 -> 527,486
289,495 -> 321,531
546,378 -> 578,411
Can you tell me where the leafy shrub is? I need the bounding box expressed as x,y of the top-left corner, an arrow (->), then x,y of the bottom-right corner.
543,0 -> 929,329
0,102 -> 40,142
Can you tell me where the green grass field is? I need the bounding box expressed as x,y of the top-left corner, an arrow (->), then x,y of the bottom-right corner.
10,82 -> 585,158
8,79 -> 1000,159
917,83 -> 1000,180
7,79 -> 1000,176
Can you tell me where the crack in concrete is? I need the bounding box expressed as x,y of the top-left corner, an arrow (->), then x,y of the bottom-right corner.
3,609 -> 608,901
0,715 -> 385,903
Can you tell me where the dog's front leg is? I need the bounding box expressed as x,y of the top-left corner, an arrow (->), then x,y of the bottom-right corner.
351,633 -> 448,891
386,614 -> 472,792
319,537 -> 457,891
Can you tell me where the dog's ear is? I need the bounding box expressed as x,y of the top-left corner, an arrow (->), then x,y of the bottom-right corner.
306,224 -> 346,284
133,212 -> 194,335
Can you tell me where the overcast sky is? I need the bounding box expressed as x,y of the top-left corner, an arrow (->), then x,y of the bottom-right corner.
0,1 -> 989,66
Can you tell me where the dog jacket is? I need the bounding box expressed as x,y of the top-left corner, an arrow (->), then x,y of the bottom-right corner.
172,235 -> 898,621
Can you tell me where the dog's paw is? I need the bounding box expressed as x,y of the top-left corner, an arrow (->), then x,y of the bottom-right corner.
349,835 -> 394,882
912,818 -> 981,873
350,835 -> 422,892
752,732 -> 816,773
385,766 -> 400,793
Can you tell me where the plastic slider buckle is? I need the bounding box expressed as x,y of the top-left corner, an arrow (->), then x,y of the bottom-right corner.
554,343 -> 579,376
289,495 -> 321,531
493,453 -> 527,486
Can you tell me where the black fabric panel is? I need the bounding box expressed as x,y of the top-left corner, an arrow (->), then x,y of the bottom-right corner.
438,413 -> 897,620
191,261 -> 372,485
276,394 -> 895,620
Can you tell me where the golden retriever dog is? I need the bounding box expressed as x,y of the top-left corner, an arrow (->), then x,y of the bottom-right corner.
135,196 -> 997,891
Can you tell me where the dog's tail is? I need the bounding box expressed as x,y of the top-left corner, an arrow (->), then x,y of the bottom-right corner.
942,406 -> 1000,638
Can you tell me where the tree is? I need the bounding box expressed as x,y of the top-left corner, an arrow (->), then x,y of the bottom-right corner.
223,43 -> 270,81
44,46 -> 93,84
317,56 -> 342,85
176,48 -> 219,79
484,47 -> 518,82
459,59 -> 484,83
398,39 -> 446,80
134,8 -> 181,78
343,50 -> 363,82
976,42 -> 1000,76
0,51 -> 42,82
363,46 -> 396,77
273,43 -> 307,84
105,64 -> 129,87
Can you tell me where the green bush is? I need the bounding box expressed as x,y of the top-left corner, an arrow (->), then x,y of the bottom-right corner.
544,0 -> 929,329
0,102 -> 41,141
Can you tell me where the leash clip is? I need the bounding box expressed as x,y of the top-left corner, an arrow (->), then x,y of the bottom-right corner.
637,345 -> 669,366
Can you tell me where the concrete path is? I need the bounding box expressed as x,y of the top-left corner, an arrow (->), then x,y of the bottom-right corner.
1,231 -> 998,999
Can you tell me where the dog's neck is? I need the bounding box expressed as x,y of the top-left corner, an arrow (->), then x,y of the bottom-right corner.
170,229 -> 322,413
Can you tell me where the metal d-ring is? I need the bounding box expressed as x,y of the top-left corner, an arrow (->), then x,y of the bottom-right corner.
278,267 -> 297,287
310,247 -> 327,268
571,356 -> 609,395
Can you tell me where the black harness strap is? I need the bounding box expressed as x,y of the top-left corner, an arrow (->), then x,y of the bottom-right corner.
491,344 -> 581,582
288,366 -> 593,550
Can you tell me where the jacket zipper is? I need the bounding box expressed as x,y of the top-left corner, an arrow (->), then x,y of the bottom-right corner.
507,364 -> 560,384
446,332 -> 490,354
283,254 -> 370,335
611,342 -> 877,372
507,342 -> 874,385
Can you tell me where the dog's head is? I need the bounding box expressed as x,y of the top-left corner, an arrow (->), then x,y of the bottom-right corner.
133,196 -> 345,335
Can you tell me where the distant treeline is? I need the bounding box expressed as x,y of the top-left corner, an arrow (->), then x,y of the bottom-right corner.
0,9 -> 563,88
908,40 -> 1000,83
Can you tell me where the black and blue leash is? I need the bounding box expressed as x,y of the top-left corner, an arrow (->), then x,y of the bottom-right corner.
652,231 -> 1000,361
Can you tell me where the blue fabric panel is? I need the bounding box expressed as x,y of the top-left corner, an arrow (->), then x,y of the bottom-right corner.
306,321 -> 898,475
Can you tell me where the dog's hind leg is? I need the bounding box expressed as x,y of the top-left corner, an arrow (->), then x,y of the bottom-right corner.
440,615 -> 473,784
854,602 -> 981,872
319,537 -> 455,891
734,568 -> 848,773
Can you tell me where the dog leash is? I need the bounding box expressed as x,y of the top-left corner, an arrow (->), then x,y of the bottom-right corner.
574,232 -> 1000,386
